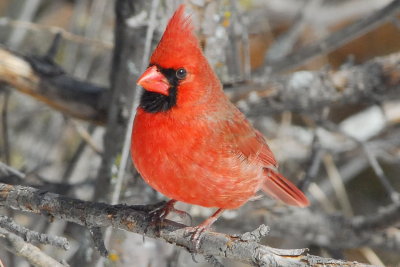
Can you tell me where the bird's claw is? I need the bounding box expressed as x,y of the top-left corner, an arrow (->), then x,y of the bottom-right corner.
184,225 -> 208,251
146,200 -> 191,236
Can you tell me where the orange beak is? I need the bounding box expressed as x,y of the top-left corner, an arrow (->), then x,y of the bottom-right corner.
137,66 -> 170,96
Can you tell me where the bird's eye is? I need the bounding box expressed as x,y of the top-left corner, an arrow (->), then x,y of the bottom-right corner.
176,68 -> 187,79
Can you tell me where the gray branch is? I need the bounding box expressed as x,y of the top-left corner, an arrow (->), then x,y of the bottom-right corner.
234,52 -> 400,116
267,0 -> 400,72
0,227 -> 66,267
218,199 -> 400,253
88,227 -> 108,257
0,215 -> 69,250
0,182 -> 373,267
1,48 -> 399,123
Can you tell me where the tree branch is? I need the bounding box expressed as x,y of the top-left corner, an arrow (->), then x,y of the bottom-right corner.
0,228 -> 66,267
1,46 -> 398,124
0,215 -> 69,250
0,47 -> 107,124
235,52 -> 400,116
0,182 -> 373,267
218,199 -> 400,253
266,0 -> 400,72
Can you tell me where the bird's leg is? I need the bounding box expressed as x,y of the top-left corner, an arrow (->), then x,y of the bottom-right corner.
185,208 -> 224,250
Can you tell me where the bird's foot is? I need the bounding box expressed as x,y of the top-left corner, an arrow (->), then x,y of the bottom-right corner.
184,225 -> 208,250
149,199 -> 191,222
146,200 -> 191,236
184,208 -> 225,251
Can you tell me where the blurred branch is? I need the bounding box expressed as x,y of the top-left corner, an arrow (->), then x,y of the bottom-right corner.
265,0 -> 320,63
88,226 -> 108,257
0,89 -> 10,164
93,0 -> 146,200
267,0 -> 400,72
0,17 -> 113,49
69,120 -> 102,155
6,0 -> 42,48
0,215 -> 69,250
0,182 -> 374,267
0,47 -> 107,123
235,52 -> 400,116
219,198 -> 400,253
0,227 -> 66,267
1,44 -> 399,122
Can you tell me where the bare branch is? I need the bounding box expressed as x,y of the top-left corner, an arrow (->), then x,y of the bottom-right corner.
88,227 -> 108,257
352,201 -> 400,231
0,228 -> 66,267
267,0 -> 400,72
0,215 -> 69,250
219,199 -> 400,253
236,52 -> 400,116
0,182 -> 373,267
0,17 -> 112,49
1,43 -> 399,124
0,47 -> 107,123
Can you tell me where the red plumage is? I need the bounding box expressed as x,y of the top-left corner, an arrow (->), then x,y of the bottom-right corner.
131,5 -> 309,213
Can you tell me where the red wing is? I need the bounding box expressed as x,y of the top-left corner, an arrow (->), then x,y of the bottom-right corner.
225,112 -> 277,168
225,111 -> 309,207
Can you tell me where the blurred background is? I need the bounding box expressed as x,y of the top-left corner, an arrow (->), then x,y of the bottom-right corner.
0,0 -> 400,266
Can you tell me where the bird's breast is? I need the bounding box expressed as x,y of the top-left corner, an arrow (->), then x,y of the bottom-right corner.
131,109 -> 263,209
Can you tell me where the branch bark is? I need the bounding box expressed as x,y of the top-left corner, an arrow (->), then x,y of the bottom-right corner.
0,228 -> 66,267
0,182 -> 374,267
0,215 -> 69,250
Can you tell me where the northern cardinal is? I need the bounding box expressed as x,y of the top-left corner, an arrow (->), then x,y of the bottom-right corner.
131,5 -> 309,239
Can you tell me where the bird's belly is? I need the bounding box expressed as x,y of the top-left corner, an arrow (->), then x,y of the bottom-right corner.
132,126 -> 263,208
137,153 -> 262,208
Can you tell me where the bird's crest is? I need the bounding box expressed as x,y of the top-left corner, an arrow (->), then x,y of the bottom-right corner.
150,5 -> 203,69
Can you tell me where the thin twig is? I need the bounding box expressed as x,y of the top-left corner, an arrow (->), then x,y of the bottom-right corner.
265,0 -> 320,64
268,0 -> 400,72
1,90 -> 10,164
352,197 -> 400,231
61,124 -> 96,181
73,0 -> 110,79
0,215 -> 69,250
0,161 -> 25,178
70,120 -> 102,155
89,227 -> 108,257
6,0 -> 42,48
0,17 -> 113,49
361,143 -> 400,203
298,132 -> 323,191
323,153 -> 354,217
320,120 -> 400,203
0,227 -> 66,267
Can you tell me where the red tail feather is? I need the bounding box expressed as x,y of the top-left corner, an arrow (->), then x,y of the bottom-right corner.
262,169 -> 309,207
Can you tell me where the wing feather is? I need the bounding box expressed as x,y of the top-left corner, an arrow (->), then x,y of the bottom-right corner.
225,110 -> 309,207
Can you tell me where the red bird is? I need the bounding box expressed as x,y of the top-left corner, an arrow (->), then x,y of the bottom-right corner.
131,5 -> 309,237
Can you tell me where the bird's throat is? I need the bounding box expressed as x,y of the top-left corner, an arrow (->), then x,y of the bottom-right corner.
139,87 -> 177,113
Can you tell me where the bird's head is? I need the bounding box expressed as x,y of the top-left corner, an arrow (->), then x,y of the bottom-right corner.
137,5 -> 220,113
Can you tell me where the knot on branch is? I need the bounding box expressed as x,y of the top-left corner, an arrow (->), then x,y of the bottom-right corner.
239,224 -> 270,242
